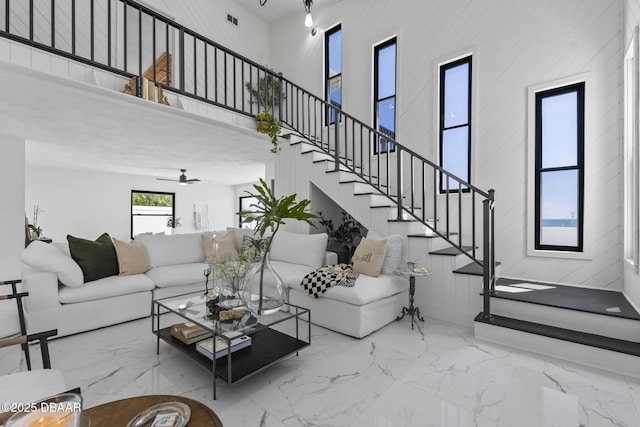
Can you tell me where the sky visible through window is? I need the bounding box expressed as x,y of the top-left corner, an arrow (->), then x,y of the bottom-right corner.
441,59 -> 470,189
327,27 -> 341,123
376,42 -> 396,152
540,93 -> 578,224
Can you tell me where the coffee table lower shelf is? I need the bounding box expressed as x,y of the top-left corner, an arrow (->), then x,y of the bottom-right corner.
156,326 -> 309,384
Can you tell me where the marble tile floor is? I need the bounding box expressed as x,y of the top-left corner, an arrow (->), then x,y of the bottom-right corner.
2,315 -> 640,427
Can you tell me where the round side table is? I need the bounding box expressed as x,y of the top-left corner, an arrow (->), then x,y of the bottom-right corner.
79,394 -> 223,426
394,268 -> 431,329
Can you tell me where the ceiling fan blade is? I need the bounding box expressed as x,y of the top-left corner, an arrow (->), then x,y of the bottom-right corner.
186,179 -> 201,183
156,178 -> 178,182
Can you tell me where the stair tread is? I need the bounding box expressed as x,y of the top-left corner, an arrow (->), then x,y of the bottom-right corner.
493,278 -> 640,321
454,261 -> 501,276
474,313 -> 640,357
430,246 -> 474,256
407,232 -> 459,238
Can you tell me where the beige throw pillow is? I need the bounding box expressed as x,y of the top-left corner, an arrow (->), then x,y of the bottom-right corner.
112,238 -> 151,276
202,231 -> 237,262
352,238 -> 386,277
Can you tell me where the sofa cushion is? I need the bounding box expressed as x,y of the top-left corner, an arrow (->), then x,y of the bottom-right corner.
270,231 -> 328,268
67,233 -> 119,283
135,233 -> 205,267
226,227 -> 260,252
352,238 -> 386,277
367,231 -> 404,274
241,235 -> 270,262
21,241 -> 84,288
310,273 -> 408,306
145,263 -> 208,288
202,231 -> 236,261
58,273 -> 155,304
112,238 -> 151,276
269,260 -> 316,289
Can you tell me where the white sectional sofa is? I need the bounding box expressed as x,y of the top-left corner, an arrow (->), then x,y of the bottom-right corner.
288,232 -> 410,338
21,232 -> 215,337
20,228 -> 409,339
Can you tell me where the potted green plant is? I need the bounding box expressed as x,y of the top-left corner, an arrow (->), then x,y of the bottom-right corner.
245,74 -> 286,113
317,210 -> 363,262
238,178 -> 316,314
255,110 -> 283,153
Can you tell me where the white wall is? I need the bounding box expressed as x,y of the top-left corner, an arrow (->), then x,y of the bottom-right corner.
0,137 -> 25,281
624,0 -> 640,308
25,166 -> 236,242
140,0 -> 270,65
271,0 -> 624,290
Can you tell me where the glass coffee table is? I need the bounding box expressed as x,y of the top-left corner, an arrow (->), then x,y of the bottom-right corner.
152,292 -> 310,399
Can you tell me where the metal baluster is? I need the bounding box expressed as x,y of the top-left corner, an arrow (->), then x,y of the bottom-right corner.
71,0 -> 76,55
90,0 -> 94,61
29,0 -> 33,41
458,181 -> 463,247
107,0 -> 111,66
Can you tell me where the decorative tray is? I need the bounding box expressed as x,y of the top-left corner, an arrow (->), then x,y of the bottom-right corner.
126,401 -> 191,427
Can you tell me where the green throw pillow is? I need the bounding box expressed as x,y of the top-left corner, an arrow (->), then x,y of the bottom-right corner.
67,233 -> 119,282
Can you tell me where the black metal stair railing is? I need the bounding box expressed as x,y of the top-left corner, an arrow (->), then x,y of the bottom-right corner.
0,0 -> 497,319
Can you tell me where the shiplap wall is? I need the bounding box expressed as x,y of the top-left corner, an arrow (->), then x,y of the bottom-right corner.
624,0 -> 640,308
271,0 -> 624,290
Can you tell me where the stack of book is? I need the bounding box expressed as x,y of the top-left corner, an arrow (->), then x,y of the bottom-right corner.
196,332 -> 252,360
170,322 -> 212,345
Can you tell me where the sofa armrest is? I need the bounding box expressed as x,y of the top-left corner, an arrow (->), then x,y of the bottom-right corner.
323,251 -> 338,266
22,269 -> 62,312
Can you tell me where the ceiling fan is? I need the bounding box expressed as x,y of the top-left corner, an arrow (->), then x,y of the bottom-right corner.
156,169 -> 201,185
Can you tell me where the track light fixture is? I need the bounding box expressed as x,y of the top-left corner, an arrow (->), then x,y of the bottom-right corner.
303,0 -> 313,27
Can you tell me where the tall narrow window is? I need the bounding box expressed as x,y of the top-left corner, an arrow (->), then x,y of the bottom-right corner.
374,37 -> 396,154
325,24 -> 342,125
624,32 -> 640,268
534,83 -> 585,251
439,55 -> 471,192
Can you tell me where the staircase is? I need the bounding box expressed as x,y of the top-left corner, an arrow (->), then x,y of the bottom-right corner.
278,135 -> 640,378
277,136 -> 494,327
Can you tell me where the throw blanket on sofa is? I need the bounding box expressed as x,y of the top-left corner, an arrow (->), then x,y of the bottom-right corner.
301,263 -> 359,298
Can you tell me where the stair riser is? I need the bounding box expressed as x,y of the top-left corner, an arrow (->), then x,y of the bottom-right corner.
491,298 -> 640,342
475,322 -> 640,379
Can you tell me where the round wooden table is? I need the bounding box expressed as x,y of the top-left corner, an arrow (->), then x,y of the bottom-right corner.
79,395 -> 223,426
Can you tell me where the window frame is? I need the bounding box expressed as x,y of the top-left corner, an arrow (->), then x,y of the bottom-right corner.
130,190 -> 175,239
324,24 -> 342,126
238,195 -> 259,229
533,82 -> 585,253
438,55 -> 472,194
373,36 -> 397,155
624,28 -> 640,270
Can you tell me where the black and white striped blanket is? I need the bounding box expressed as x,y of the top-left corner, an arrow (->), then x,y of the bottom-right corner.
300,263 -> 359,298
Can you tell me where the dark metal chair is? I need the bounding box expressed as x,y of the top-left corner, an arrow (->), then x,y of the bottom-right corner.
0,279 -> 57,369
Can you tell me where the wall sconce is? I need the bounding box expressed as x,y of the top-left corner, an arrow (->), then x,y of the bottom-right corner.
311,27 -> 318,36
303,0 -> 313,27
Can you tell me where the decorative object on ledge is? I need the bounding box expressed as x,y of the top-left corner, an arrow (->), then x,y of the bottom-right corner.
255,111 -> 288,153
245,73 -> 286,113
122,77 -> 169,106
238,178 -> 316,315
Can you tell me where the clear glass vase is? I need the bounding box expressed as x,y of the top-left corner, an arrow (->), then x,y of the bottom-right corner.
244,250 -> 286,315
218,279 -> 245,309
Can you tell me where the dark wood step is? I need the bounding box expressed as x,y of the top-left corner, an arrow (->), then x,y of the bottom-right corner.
493,278 -> 640,321
453,261 -> 500,276
474,313 -> 640,357
407,232 -> 458,239
430,246 -> 474,256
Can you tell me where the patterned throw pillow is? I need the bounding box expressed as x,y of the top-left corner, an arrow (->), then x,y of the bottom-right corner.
241,235 -> 271,262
